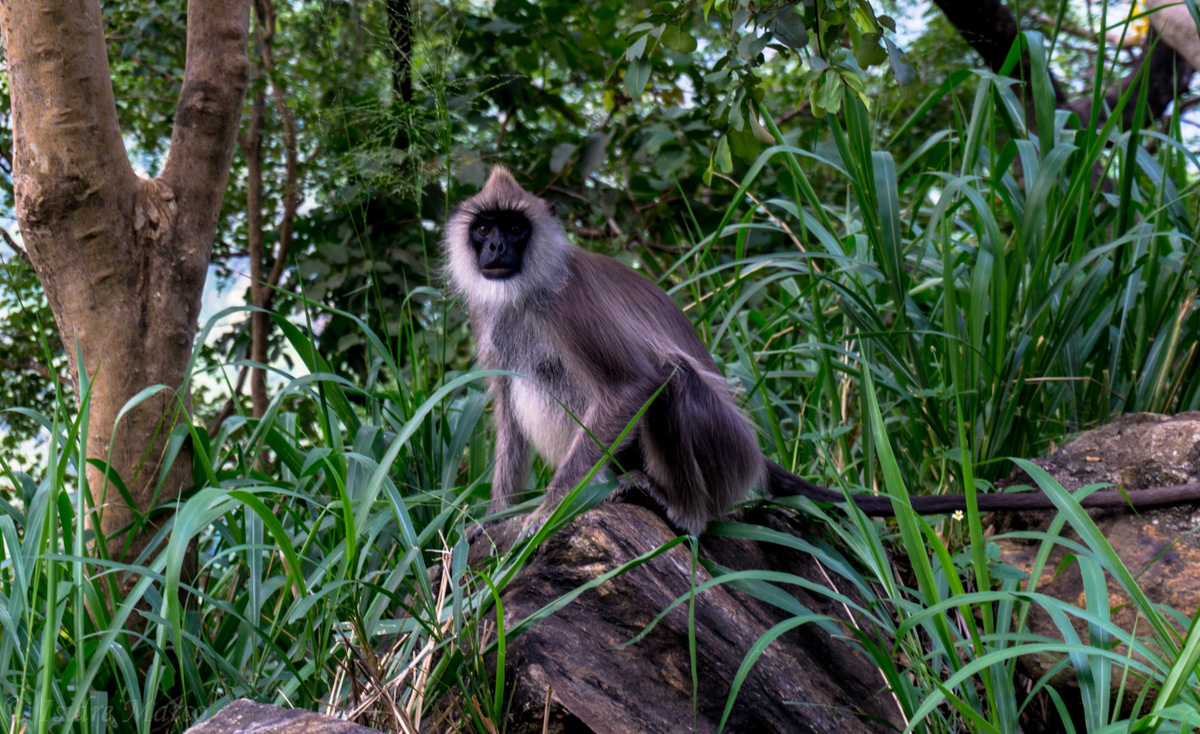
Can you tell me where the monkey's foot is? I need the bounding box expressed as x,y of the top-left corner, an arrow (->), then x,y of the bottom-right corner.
614,470 -> 654,498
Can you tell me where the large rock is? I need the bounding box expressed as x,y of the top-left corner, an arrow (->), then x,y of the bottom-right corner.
992,412 -> 1200,696
184,699 -> 379,733
486,502 -> 904,734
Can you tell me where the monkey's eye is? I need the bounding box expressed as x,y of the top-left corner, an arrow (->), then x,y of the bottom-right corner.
509,224 -> 523,235
476,224 -> 491,235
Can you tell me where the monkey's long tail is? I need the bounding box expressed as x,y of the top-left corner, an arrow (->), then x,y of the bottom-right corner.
765,459 -> 1200,516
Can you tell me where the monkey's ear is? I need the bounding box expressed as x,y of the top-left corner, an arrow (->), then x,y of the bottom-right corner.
547,202 -> 558,218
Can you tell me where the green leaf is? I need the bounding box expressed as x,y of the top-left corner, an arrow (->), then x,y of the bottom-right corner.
580,132 -> 609,178
661,26 -> 697,54
715,135 -> 733,173
736,30 -> 770,60
625,32 -> 649,61
814,70 -> 842,116
884,37 -> 916,86
728,98 -> 745,131
748,106 -> 775,144
772,5 -> 808,49
550,143 -> 577,174
728,127 -> 762,161
852,31 -> 886,68
624,57 -> 651,99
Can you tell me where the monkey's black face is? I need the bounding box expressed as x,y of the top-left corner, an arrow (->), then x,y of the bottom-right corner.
470,210 -> 531,280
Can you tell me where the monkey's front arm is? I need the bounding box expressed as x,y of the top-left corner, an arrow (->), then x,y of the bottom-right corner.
526,371 -> 666,530
487,376 -> 530,512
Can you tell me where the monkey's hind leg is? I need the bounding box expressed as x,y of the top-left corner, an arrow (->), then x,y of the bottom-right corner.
639,358 -> 763,535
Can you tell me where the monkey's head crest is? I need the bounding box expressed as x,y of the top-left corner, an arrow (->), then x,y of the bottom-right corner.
444,166 -> 571,308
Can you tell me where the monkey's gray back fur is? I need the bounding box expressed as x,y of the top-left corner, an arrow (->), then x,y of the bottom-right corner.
446,167 -> 764,534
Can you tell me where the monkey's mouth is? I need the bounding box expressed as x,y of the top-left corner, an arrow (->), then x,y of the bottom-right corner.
481,267 -> 518,280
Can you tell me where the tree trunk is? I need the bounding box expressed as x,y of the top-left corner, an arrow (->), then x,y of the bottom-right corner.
934,0 -> 1194,126
0,0 -> 250,563
931,0 -> 1067,104
387,0 -> 413,150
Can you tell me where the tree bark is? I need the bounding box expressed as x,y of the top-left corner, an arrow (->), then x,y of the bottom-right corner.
241,50 -> 268,420
1147,0 -> 1200,69
0,0 -> 250,563
931,0 -> 1067,104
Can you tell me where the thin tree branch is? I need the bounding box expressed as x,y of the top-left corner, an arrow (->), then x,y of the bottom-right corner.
1027,11 -> 1143,49
256,0 -> 301,306
931,0 -> 1068,104
243,0 -> 303,424
386,0 -> 414,150
0,227 -> 28,263
0,357 -> 51,379
242,16 -> 268,420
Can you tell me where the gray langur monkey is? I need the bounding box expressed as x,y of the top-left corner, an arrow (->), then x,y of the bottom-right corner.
445,167 -> 1200,535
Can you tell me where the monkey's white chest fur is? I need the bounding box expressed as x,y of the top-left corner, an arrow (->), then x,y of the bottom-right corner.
510,380 -> 576,466
478,308 -> 587,469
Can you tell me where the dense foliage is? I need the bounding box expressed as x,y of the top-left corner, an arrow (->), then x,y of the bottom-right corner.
1,0 -> 1199,731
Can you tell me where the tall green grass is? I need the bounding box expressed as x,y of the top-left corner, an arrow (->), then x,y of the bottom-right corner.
657,26 -> 1200,734
0,289 -> 673,732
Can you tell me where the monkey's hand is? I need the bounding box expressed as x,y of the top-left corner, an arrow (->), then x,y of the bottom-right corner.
517,487 -> 568,540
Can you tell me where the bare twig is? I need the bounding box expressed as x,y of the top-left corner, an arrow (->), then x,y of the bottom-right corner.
1176,95 -> 1200,115
242,0 -> 304,422
495,110 -> 512,151
1024,375 -> 1126,400
1028,10 -> 1144,49
567,225 -> 609,239
256,0 -> 302,305
0,227 -> 29,263
711,171 -> 813,264
0,357 -> 51,379
776,100 -> 811,127
546,185 -> 591,203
